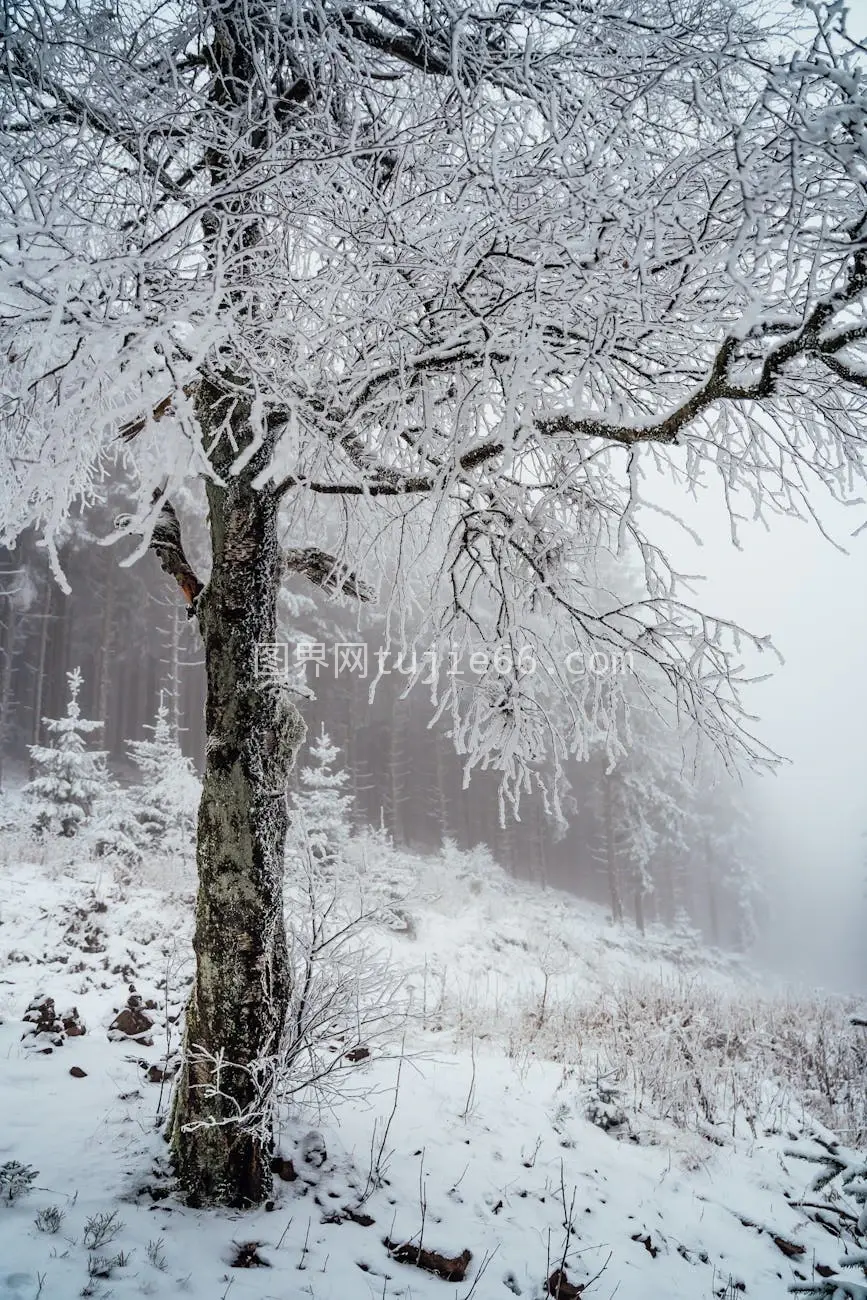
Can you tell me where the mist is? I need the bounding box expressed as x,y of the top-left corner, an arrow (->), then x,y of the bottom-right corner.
651,477 -> 867,995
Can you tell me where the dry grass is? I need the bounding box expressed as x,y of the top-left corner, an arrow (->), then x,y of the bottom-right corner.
428,969 -> 867,1143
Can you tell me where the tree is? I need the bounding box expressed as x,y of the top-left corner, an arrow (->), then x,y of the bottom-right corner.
290,725 -> 353,871
127,694 -> 201,854
698,776 -> 763,951
0,554 -> 37,789
24,667 -> 105,837
591,699 -> 691,932
2,0 -> 867,1207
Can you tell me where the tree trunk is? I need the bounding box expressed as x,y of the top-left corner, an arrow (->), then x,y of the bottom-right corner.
163,602 -> 182,741
388,696 -> 407,844
95,560 -> 115,747
603,777 -> 624,924
0,587 -> 18,791
655,855 -> 676,926
29,578 -> 52,773
434,730 -> 453,842
532,797 -> 549,890
707,870 -> 721,948
634,882 -> 646,935
171,444 -> 305,1207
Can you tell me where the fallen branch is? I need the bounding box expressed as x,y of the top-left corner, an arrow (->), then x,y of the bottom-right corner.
384,1238 -> 472,1282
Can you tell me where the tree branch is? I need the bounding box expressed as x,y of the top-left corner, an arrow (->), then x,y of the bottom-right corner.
8,49 -> 195,203
284,547 -> 374,601
336,8 -> 453,76
273,440 -> 504,497
537,273 -> 867,449
117,384 -> 199,442
115,494 -> 204,608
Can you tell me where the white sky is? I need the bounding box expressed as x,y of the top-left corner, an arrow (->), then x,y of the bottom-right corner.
645,467 -> 867,995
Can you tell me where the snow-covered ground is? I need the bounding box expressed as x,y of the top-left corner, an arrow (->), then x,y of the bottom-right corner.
0,832 -> 865,1300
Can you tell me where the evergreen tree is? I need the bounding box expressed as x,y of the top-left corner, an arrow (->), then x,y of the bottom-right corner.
290,726 -> 353,870
699,778 -> 763,951
87,784 -> 145,870
24,667 -> 105,837
591,697 -> 691,933
126,694 -> 201,852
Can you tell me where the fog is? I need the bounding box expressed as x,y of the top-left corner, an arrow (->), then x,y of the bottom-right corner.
651,476 -> 867,995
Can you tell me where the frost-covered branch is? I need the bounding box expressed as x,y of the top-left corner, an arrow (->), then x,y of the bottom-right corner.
3,0 -> 867,805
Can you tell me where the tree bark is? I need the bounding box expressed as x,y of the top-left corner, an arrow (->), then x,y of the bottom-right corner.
171,421 -> 306,1207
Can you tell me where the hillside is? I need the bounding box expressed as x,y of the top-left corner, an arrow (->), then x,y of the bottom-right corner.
0,830 -> 865,1300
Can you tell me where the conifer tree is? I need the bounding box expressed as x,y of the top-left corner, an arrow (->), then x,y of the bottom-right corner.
290,726 -> 353,870
24,667 -> 105,837
127,694 -> 201,852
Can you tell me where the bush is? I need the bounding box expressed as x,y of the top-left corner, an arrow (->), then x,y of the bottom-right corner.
0,1161 -> 38,1203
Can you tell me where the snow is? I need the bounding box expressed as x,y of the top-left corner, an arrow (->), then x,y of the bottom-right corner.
0,839 -> 863,1300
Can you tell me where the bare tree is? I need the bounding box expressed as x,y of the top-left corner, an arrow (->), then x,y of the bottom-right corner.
1,0 -> 867,1206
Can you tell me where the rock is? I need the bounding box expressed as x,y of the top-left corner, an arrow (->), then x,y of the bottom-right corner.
301,1131 -> 327,1168
69,1066 -> 87,1078
344,1208 -> 375,1227
61,1007 -> 86,1037
344,1046 -> 370,1063
25,1035 -> 60,1054
22,995 -> 65,1050
23,995 -> 60,1033
109,996 -> 155,1045
271,1155 -> 297,1182
146,1060 -> 178,1083
545,1270 -> 584,1298
231,1241 -> 270,1268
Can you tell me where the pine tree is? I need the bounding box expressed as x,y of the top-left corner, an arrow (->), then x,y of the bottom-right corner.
290,726 -> 353,870
126,694 -> 201,852
24,667 -> 105,837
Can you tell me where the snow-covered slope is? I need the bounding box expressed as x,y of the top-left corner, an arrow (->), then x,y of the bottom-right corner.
0,839 -> 864,1300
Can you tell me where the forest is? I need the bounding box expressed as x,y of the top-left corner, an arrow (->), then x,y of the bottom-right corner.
1,0 -> 866,1296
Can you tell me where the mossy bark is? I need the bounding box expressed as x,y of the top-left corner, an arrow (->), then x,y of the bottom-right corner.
171,408 -> 305,1207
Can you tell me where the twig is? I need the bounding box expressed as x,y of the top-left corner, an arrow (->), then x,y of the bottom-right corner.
460,1034 -> 477,1121
461,1246 -> 498,1299
276,1215 -> 293,1249
584,1250 -> 613,1291
297,1218 -> 311,1271
362,1050 -> 404,1201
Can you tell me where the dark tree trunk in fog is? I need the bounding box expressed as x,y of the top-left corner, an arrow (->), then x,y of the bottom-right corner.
42,585 -> 71,728
634,883 -> 646,935
707,847 -> 722,951
170,399 -> 305,1207
655,856 -> 677,926
388,697 -> 408,843
95,561 -> 115,731
0,588 -> 18,790
603,777 -> 624,924
164,602 -> 183,742
434,732 -> 453,842
29,579 -> 52,772
532,799 -> 549,889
